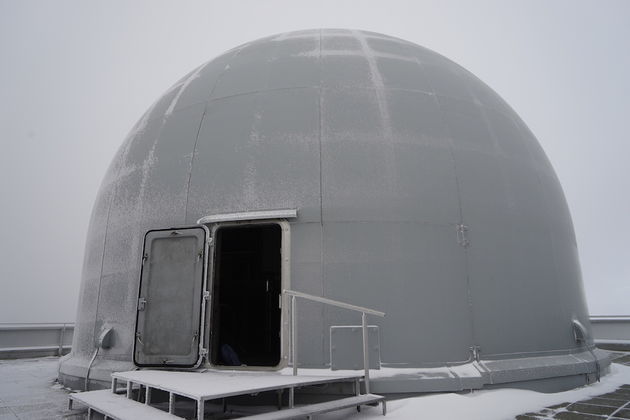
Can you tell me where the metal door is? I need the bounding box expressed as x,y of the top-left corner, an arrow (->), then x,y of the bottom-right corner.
134,226 -> 209,368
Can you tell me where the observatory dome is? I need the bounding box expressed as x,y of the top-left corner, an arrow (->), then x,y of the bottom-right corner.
59,29 -> 607,393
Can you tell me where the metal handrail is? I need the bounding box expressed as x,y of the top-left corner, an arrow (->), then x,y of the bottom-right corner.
0,322 -> 74,329
282,289 -> 385,400
590,315 -> 630,322
283,290 -> 386,317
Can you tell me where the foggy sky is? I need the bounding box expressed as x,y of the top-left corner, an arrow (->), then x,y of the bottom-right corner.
0,0 -> 628,322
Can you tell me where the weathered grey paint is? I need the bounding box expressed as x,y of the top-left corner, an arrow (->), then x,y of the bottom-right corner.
59,29 -> 607,392
330,326 -> 380,370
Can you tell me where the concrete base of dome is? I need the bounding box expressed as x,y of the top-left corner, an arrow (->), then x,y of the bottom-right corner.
58,353 -> 134,391
370,347 -> 611,394
59,347 -> 611,394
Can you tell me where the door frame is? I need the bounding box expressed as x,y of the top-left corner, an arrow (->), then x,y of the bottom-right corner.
203,219 -> 291,371
133,225 -> 210,369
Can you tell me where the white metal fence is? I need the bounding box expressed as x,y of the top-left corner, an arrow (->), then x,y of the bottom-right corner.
590,315 -> 630,351
283,288 -> 385,404
0,323 -> 74,359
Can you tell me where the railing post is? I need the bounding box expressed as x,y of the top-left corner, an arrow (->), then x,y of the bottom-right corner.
281,289 -> 384,398
362,312 -> 370,394
168,393 -> 175,414
289,294 -> 298,407
58,324 -> 66,356
291,295 -> 297,376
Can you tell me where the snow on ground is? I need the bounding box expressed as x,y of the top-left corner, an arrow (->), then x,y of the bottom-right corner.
3,356 -> 630,419
319,364 -> 630,420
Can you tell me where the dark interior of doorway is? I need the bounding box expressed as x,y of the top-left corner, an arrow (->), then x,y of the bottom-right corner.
210,224 -> 281,367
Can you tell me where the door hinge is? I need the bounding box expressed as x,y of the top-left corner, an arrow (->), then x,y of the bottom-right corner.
203,291 -> 210,300
470,345 -> 481,362
456,224 -> 470,248
200,348 -> 208,357
137,297 -> 147,311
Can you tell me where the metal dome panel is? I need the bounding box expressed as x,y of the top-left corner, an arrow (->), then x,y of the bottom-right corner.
59,29 -> 607,393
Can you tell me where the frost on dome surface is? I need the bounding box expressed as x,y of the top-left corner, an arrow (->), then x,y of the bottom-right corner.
59,29 -> 608,394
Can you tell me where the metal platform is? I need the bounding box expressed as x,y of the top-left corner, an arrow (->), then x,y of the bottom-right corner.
68,369 -> 386,419
112,369 -> 364,401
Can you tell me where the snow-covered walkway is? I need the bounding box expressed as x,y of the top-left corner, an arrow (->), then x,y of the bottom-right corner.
1,354 -> 629,419
319,354 -> 630,420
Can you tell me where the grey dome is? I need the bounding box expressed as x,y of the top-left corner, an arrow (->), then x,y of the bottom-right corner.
60,29 -> 605,393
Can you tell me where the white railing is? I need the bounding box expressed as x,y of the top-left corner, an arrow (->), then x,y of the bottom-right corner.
282,289 -> 385,400
590,315 -> 630,350
0,323 -> 74,359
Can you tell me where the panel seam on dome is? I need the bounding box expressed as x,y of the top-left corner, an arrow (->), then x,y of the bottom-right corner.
206,85 -> 319,103
318,28 -> 326,367
412,54 -> 478,352
165,62 -> 208,117
184,47 -> 246,222
352,30 -> 394,145
91,132 -> 136,343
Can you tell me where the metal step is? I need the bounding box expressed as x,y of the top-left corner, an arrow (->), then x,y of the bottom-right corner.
68,369 -> 385,419
69,389 -> 386,420
68,389 -> 179,420
111,369 -> 365,419
243,393 -> 386,419
111,369 -> 364,400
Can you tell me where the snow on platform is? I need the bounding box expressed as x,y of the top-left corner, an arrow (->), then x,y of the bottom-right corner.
2,354 -> 630,419
113,369 -> 363,400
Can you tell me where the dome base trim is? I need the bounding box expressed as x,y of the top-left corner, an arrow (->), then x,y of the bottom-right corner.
59,348 -> 610,394
370,348 -> 611,394
59,353 -> 134,391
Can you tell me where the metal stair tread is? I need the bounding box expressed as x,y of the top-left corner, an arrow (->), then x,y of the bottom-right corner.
69,389 -> 180,420
242,393 -> 386,419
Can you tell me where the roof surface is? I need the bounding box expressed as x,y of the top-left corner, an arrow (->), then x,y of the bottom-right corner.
3,355 -> 630,419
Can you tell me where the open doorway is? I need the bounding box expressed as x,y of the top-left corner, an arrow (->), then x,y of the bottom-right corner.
209,224 -> 282,367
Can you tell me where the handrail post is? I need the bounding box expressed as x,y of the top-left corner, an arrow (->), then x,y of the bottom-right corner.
291,295 -> 297,377
58,324 -> 67,356
289,294 -> 297,408
281,289 -> 385,397
362,312 -> 370,394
